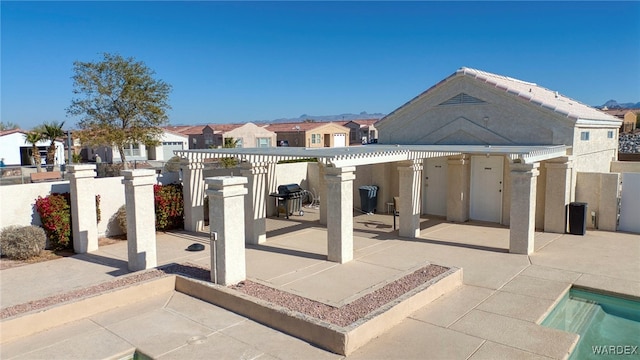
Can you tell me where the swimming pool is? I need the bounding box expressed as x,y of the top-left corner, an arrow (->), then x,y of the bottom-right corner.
542,288 -> 640,359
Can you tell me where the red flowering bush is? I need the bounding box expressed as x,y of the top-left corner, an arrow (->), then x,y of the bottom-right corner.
154,183 -> 184,231
35,193 -> 72,250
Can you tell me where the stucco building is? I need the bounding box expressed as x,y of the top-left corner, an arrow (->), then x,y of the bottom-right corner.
342,119 -> 379,145
375,67 -> 622,231
266,121 -> 350,148
175,67 -> 623,262
0,129 -> 64,166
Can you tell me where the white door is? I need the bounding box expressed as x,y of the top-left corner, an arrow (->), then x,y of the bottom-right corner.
470,156 -> 503,223
422,157 -> 448,216
333,133 -> 346,147
619,173 -> 640,233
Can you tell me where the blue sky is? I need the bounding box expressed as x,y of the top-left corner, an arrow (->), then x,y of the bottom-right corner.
2,1 -> 639,130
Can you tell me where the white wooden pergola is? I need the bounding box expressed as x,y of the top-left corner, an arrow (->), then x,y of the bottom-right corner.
175,144 -> 570,262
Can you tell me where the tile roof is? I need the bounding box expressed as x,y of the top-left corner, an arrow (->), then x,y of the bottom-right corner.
209,123 -> 245,132
164,125 -> 206,135
343,119 -> 380,127
265,121 -> 347,132
0,128 -> 25,136
382,67 -> 621,127
455,67 -> 620,124
603,109 -> 640,118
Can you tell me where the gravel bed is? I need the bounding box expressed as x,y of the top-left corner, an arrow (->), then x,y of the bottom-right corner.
0,264 -> 193,320
231,264 -> 449,326
1,263 -> 449,327
619,133 -> 640,153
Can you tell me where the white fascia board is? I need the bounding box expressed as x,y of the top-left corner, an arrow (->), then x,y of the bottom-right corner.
575,118 -> 624,127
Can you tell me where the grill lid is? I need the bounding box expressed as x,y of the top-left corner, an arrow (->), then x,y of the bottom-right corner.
278,184 -> 303,194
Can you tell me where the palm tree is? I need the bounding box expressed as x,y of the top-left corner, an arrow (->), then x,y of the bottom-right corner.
24,131 -> 43,172
42,121 -> 65,169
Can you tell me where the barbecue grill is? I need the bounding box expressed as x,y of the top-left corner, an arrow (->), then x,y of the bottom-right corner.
270,184 -> 305,219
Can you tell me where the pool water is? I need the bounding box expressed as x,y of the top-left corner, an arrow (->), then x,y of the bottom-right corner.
542,288 -> 640,359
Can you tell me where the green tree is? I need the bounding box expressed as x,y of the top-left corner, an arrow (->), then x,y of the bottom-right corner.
42,121 -> 65,168
24,131 -> 43,172
67,53 -> 172,169
0,121 -> 19,131
220,137 -> 238,168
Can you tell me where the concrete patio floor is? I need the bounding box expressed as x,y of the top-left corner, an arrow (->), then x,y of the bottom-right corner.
1,207 -> 638,359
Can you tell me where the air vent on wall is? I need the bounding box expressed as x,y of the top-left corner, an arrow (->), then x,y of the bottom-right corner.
439,93 -> 486,106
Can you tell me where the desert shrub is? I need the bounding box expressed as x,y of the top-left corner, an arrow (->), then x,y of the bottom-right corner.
0,225 -> 46,260
35,193 -> 72,250
164,156 -> 182,173
154,183 -> 184,231
34,192 -> 102,250
95,194 -> 101,223
116,205 -> 127,234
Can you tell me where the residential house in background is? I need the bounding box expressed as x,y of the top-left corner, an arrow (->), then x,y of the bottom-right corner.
266,121 -> 350,148
602,108 -> 639,133
0,129 -> 64,166
341,119 -> 379,145
164,125 -> 207,149
165,123 -> 276,149
147,129 -> 189,161
202,122 -> 276,148
84,128 -> 188,163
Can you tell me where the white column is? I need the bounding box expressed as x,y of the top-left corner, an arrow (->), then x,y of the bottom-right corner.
241,162 -> 268,244
266,162 -> 278,217
544,157 -> 573,233
398,160 -> 422,238
68,164 -> 98,254
325,166 -> 355,264
509,162 -> 540,255
446,155 -> 470,222
206,176 -> 248,285
318,162 -> 328,225
181,158 -> 205,232
122,169 -> 157,271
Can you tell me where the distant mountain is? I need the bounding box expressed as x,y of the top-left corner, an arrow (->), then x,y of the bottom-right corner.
255,112 -> 386,124
596,100 -> 640,109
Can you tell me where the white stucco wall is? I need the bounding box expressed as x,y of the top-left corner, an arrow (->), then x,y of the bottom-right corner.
571,128 -> 618,173
0,173 -> 176,238
274,162 -> 310,190
377,76 -> 575,147
95,177 -> 127,236
575,172 -> 620,231
0,181 -> 70,229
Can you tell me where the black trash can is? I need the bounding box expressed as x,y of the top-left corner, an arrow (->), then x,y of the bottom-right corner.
568,202 -> 588,235
359,185 -> 378,213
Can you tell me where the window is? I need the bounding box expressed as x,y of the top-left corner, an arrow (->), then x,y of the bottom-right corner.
235,138 -> 243,148
123,143 -> 141,157
311,134 -> 321,144
580,131 -> 590,141
607,131 -> 614,139
257,137 -> 271,148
